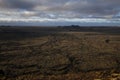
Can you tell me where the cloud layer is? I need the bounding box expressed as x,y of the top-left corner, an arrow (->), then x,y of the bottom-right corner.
0,0 -> 120,26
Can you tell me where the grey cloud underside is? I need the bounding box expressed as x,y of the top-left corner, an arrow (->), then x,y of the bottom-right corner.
0,0 -> 120,25
0,0 -> 37,10
46,0 -> 120,16
0,0 -> 120,15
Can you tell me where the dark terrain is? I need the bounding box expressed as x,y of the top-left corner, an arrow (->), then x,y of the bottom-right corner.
0,26 -> 120,80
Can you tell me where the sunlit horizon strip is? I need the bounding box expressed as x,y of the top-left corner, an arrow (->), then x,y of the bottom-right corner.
0,18 -> 120,23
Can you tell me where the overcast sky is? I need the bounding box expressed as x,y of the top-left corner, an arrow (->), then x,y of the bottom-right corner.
0,0 -> 120,26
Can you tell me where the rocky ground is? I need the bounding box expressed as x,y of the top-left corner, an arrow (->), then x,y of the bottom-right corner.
0,27 -> 120,80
